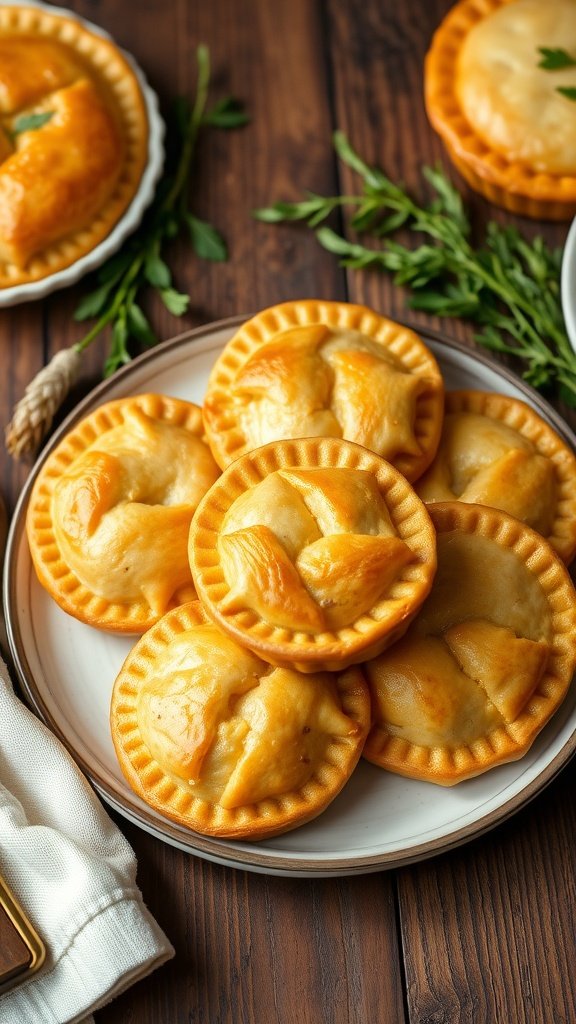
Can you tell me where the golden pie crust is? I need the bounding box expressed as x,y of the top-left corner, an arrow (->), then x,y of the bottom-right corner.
202,300 -> 444,482
425,0 -> 576,219
189,436 -> 437,672
0,5 -> 148,286
363,501 -> 576,785
27,394 -> 220,633
415,390 -> 576,564
110,600 -> 371,840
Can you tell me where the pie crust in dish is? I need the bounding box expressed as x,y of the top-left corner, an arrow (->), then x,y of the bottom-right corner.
425,0 -> 576,219
26,394 -> 220,633
0,4 -> 149,286
202,299 -> 444,482
415,390 -> 576,564
189,436 -> 437,672
363,501 -> 576,785
110,600 -> 372,840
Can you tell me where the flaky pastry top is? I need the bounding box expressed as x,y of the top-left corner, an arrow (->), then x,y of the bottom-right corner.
363,502 -> 576,784
203,300 -> 444,481
0,6 -> 148,285
110,601 -> 371,839
27,394 -> 220,632
415,391 -> 576,564
456,0 -> 576,175
190,436 -> 437,672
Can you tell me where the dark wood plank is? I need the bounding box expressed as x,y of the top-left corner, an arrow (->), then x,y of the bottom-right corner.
324,3 -> 576,1024
398,760 -> 576,1024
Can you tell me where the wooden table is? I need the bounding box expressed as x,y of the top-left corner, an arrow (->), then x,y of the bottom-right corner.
2,1 -> 575,1021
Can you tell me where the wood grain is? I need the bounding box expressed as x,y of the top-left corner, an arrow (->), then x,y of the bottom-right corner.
0,2 -> 574,1023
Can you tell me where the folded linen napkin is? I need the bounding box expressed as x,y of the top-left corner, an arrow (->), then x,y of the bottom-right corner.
0,655 -> 174,1024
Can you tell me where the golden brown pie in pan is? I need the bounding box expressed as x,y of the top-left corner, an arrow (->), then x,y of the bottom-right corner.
415,390 -> 576,564
0,4 -> 148,286
425,0 -> 576,220
110,600 -> 371,839
363,501 -> 576,785
189,436 -> 437,672
202,299 -> 444,482
26,394 -> 220,633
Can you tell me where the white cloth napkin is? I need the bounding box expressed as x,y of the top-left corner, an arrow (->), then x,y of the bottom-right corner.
0,655 -> 174,1024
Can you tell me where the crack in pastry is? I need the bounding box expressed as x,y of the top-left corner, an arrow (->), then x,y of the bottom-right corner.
415,390 -> 576,564
110,601 -> 372,839
203,300 -> 444,482
190,436 -> 437,672
27,394 -> 220,633
363,501 -> 576,784
425,0 -> 576,219
0,6 -> 148,285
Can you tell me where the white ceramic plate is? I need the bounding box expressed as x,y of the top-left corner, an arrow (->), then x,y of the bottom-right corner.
561,216 -> 576,355
0,0 -> 165,308
4,318 -> 576,877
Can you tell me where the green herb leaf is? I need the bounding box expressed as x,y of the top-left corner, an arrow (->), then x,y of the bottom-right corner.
557,86 -> 576,101
70,44 -> 246,379
127,303 -> 157,346
255,133 -> 576,404
186,214 -> 228,261
160,288 -> 190,316
11,111 -> 54,137
144,252 -> 172,289
74,282 -> 115,322
203,96 -> 250,128
538,47 -> 576,70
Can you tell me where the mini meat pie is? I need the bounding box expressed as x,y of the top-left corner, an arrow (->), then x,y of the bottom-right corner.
27,394 -> 220,633
0,4 -> 148,286
203,300 -> 444,482
415,390 -> 576,564
110,601 -> 371,839
425,0 -> 576,219
189,436 -> 437,672
363,501 -> 576,785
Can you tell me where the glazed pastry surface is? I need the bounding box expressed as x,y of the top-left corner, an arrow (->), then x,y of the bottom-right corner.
416,391 -> 576,563
190,436 -> 437,672
111,601 -> 371,839
27,394 -> 220,632
424,0 -> 576,218
456,0 -> 576,174
363,502 -> 576,784
0,6 -> 148,284
203,301 -> 444,481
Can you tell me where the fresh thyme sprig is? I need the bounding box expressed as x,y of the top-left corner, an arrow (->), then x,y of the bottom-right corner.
73,43 -> 248,377
5,44 -> 248,459
254,131 -> 576,405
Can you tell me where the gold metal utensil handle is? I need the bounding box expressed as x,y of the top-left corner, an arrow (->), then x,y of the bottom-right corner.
0,872 -> 46,994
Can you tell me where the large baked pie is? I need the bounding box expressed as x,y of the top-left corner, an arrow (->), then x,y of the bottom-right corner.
27,394 -> 220,633
110,600 -> 371,839
0,4 -> 149,286
363,501 -> 576,785
425,0 -> 576,219
189,436 -> 437,672
415,390 -> 576,564
203,300 -> 444,482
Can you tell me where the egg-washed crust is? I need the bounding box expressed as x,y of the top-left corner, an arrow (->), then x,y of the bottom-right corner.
0,4 -> 148,286
190,436 -> 437,673
418,390 -> 576,564
424,0 -> 576,220
27,394 -> 212,634
110,600 -> 372,840
363,501 -> 576,784
202,299 -> 444,482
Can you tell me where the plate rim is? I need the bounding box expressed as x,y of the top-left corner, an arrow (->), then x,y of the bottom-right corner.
4,316 -> 576,876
